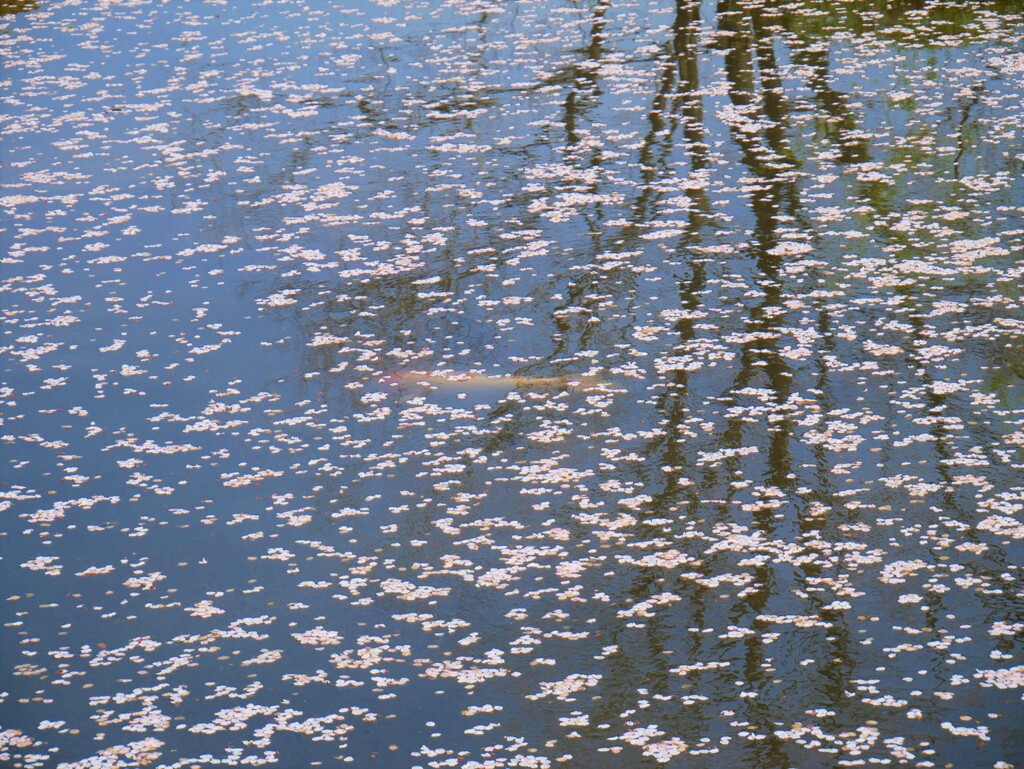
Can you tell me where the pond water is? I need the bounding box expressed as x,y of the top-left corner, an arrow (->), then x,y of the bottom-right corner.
2,0 -> 1023,767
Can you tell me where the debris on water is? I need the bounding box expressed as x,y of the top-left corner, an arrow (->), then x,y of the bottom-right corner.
1,0 -> 1022,767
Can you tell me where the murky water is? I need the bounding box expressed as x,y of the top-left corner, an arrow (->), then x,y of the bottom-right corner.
2,0 -> 1023,767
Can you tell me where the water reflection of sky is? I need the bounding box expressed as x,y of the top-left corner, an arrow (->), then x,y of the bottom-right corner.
1,0 -> 1023,767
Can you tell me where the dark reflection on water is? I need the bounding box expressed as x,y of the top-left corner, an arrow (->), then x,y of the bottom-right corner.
0,0 -> 38,15
1,0 -> 1023,767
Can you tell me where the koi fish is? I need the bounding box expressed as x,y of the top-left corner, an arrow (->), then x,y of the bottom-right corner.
381,371 -> 603,391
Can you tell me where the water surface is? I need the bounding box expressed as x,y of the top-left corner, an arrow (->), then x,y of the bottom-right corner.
2,0 -> 1023,767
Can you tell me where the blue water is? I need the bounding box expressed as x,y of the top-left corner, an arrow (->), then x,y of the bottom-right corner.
2,0 -> 1023,767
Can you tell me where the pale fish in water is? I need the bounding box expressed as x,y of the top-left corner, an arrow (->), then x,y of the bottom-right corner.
382,371 -> 603,391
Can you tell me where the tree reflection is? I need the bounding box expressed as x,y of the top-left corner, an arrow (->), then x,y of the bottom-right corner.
229,1 -> 1024,762
0,0 -> 38,15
